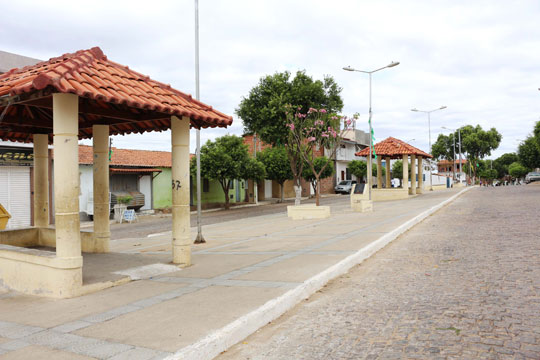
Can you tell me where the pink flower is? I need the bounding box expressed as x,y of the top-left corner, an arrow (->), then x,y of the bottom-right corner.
321,132 -> 329,137
320,109 -> 327,114
286,123 -> 295,130
314,120 -> 324,126
308,107 -> 317,114
307,136 -> 316,142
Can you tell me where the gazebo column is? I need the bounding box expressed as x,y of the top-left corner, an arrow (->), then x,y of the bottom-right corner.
376,156 -> 383,189
417,156 -> 424,194
385,156 -> 391,188
410,154 -> 417,195
402,154 -> 409,192
171,115 -> 191,266
92,125 -> 110,253
53,93 -> 82,285
33,134 -> 49,228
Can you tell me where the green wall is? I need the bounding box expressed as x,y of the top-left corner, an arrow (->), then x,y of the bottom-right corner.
153,168 -> 172,209
152,167 -> 247,209
192,178 -> 248,205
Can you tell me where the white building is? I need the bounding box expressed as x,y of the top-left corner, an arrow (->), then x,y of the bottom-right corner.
327,129 -> 370,184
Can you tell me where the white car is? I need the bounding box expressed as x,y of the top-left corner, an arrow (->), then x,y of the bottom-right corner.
335,180 -> 357,194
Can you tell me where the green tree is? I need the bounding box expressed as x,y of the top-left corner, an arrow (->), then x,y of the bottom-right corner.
479,168 -> 498,185
431,133 -> 456,162
493,153 -> 519,178
349,160 -> 367,182
237,71 -> 344,205
302,157 -> 334,197
195,135 -> 265,210
257,146 -> 293,202
517,137 -> 540,170
348,159 -> 385,183
460,125 -> 502,180
508,162 -> 529,179
534,120 -> 540,148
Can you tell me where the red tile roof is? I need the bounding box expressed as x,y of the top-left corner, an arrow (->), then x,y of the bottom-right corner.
110,168 -> 162,174
438,159 -> 467,165
0,47 -> 232,143
76,145 -> 172,167
356,137 -> 432,158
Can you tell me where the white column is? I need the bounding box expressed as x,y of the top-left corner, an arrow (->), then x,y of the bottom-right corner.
171,115 -> 191,266
93,125 -> 110,253
33,134 -> 49,227
53,93 -> 81,259
417,156 -> 424,194
410,154 -> 417,195
402,154 -> 409,192
385,156 -> 391,188
376,156 -> 383,189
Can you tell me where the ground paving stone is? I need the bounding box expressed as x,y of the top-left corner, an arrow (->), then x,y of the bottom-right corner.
219,186 -> 540,359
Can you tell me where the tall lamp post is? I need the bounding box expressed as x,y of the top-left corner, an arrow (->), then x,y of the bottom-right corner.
194,0 -> 205,243
442,126 -> 462,185
411,106 -> 447,190
343,61 -> 400,200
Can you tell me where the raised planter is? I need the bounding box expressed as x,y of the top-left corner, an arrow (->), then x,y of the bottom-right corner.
287,205 -> 330,220
113,204 -> 127,223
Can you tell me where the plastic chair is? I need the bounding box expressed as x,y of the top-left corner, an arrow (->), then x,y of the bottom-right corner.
123,209 -> 138,223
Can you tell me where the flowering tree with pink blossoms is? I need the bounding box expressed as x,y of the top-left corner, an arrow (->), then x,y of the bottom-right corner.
286,106 -> 356,206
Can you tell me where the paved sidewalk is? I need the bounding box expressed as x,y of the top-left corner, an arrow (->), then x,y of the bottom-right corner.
0,188 -> 465,359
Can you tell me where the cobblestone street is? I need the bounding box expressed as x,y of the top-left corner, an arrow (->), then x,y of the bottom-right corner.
220,185 -> 540,359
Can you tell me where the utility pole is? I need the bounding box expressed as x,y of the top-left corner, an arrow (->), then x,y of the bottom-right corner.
253,134 -> 258,204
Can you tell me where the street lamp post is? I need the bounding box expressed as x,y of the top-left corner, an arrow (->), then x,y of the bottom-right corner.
442,126 -> 462,185
411,106 -> 447,190
343,61 -> 400,201
194,0 -> 205,244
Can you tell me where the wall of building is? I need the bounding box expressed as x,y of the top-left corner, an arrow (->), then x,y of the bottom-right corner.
79,165 -> 93,215
154,168 -> 248,209
152,168 -> 172,209
139,175 -> 152,210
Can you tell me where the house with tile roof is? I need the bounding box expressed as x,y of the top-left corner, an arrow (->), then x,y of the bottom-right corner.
78,145 -> 248,218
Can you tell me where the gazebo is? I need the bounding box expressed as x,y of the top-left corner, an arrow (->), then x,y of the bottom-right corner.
0,47 -> 232,297
356,137 -> 432,200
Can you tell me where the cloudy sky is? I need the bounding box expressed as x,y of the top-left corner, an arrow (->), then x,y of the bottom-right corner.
2,0 -> 540,158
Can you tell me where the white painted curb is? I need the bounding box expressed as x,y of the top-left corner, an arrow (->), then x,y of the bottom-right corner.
165,187 -> 473,360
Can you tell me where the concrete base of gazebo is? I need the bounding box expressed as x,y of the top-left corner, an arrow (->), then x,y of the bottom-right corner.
0,227 -> 117,298
350,184 -> 410,204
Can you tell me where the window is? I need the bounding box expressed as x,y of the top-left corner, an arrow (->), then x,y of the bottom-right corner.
229,180 -> 234,189
346,167 -> 351,180
203,178 -> 209,192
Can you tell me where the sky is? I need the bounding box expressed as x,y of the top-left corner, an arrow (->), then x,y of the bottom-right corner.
2,0 -> 540,159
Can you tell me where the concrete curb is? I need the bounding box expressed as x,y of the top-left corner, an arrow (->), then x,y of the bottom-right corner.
165,187 -> 473,360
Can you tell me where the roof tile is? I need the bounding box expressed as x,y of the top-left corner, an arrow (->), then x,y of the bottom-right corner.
356,137 -> 432,158
0,47 -> 232,128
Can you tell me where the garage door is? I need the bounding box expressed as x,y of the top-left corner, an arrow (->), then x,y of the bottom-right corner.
0,166 -> 31,229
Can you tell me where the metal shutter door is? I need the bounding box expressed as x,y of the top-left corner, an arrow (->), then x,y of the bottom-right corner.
0,166 -> 31,229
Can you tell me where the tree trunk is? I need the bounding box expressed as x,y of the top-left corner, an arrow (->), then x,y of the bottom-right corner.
315,175 -> 320,206
224,188 -> 230,210
293,176 -> 302,206
220,180 -> 231,210
280,182 -> 284,203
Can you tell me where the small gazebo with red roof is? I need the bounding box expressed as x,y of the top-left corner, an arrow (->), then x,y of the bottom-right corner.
0,47 -> 231,297
356,137 -> 432,195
